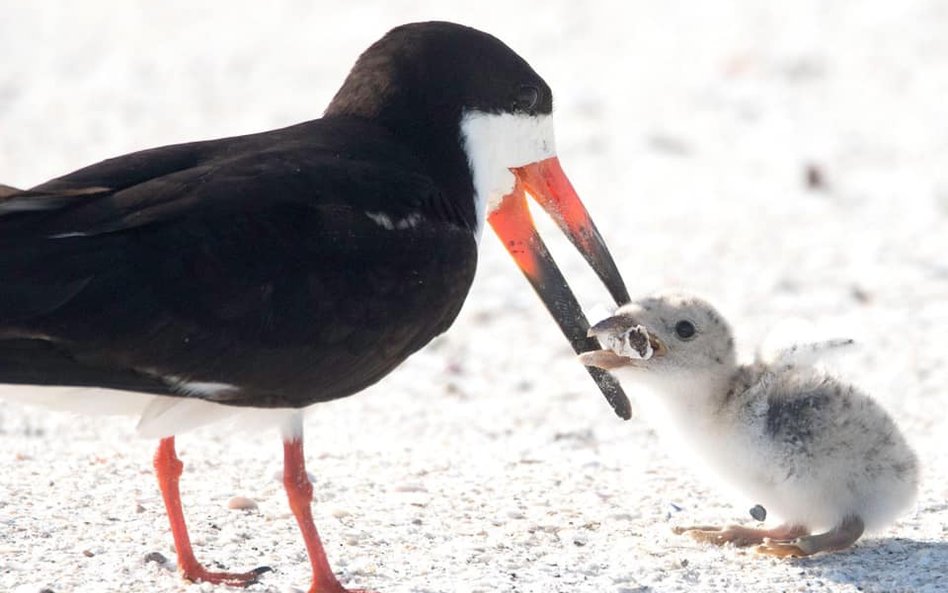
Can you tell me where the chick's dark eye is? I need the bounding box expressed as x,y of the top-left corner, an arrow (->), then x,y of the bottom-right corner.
513,85 -> 539,112
674,320 -> 697,340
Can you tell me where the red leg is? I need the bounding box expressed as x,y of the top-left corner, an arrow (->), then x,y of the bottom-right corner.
283,436 -> 372,593
154,437 -> 269,586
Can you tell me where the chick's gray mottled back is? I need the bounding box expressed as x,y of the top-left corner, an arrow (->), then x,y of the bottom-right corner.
730,362 -> 918,531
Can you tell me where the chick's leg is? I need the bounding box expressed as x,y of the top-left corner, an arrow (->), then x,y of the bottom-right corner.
757,516 -> 864,558
673,523 -> 809,547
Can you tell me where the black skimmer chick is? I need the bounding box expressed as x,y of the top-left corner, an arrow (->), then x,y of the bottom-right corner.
0,22 -> 631,592
580,293 -> 918,557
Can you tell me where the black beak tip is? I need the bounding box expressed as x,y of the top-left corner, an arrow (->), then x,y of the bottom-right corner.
588,366 -> 632,420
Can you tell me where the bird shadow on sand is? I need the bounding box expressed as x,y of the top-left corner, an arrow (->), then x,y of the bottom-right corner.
790,537 -> 946,592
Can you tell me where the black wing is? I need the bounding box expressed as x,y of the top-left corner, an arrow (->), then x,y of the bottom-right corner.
0,118 -> 477,407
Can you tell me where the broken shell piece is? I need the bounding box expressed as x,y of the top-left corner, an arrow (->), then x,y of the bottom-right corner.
601,325 -> 653,360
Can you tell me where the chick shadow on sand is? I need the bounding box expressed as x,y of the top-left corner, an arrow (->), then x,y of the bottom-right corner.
790,537 -> 947,592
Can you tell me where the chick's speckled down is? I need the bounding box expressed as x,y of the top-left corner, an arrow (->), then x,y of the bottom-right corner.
586,293 -> 918,543
720,360 -> 918,532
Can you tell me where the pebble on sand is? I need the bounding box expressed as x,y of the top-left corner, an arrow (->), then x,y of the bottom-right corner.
226,496 -> 258,511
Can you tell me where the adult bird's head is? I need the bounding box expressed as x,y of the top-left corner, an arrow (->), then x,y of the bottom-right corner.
326,21 -> 632,418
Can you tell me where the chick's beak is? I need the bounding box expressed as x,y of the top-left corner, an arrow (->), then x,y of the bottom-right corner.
581,317 -> 667,370
488,156 -> 631,419
577,349 -> 635,370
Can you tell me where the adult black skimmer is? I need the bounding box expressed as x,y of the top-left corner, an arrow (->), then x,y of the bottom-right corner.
1,21 -> 630,592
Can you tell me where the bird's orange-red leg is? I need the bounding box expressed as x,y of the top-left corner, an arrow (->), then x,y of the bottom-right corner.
154,437 -> 268,586
283,436 -> 371,593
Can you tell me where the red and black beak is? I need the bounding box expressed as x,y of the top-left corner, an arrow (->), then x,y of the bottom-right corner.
488,156 -> 632,419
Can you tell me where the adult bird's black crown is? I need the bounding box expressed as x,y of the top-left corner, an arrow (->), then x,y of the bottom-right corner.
1,21 -> 630,593
325,22 -> 554,233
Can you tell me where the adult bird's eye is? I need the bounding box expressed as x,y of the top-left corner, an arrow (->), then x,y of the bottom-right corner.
513,85 -> 540,112
675,320 -> 697,340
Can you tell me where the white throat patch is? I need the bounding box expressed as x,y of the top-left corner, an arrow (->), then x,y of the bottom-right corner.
459,111 -> 556,239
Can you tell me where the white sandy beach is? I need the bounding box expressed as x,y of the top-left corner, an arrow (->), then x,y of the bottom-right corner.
1,2 -> 946,592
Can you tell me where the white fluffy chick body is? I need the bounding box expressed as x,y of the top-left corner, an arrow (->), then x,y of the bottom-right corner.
581,293 -> 918,556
